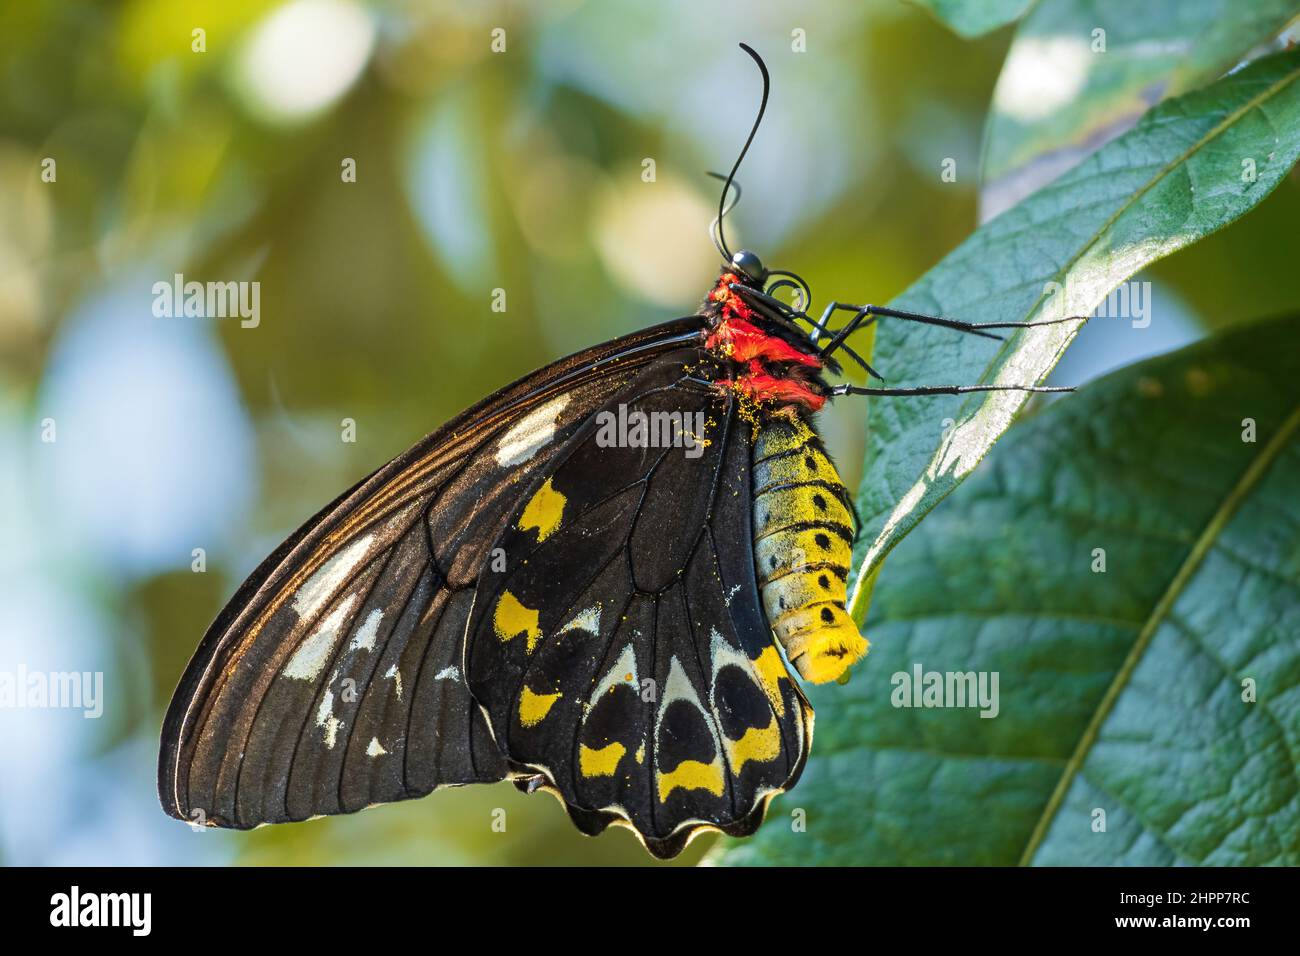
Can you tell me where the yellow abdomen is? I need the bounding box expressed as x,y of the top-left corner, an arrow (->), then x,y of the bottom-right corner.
752,418 -> 868,684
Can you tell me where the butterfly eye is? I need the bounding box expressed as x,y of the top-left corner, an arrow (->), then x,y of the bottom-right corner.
730,249 -> 766,282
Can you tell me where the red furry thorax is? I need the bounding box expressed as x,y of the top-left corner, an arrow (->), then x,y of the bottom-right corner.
705,274 -> 826,413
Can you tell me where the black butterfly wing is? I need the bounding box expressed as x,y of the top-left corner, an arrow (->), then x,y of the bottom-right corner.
159,318 -> 704,828
465,349 -> 813,858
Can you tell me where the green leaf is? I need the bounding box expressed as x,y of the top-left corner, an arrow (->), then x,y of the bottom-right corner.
848,49 -> 1300,626
716,312 -> 1300,865
910,0 -> 1036,39
981,0 -> 1300,220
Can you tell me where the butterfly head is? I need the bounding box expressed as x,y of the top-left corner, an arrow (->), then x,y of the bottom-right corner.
729,249 -> 767,285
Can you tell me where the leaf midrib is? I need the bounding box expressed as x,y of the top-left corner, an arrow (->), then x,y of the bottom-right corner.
1017,401 -> 1300,866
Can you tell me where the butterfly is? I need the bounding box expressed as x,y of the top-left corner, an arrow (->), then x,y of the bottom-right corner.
158,44 -> 1078,858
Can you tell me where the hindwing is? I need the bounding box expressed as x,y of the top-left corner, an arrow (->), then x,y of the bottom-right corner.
465,350 -> 813,858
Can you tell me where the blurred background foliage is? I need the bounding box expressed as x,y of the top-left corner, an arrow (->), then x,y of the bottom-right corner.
1,0 -> 1297,865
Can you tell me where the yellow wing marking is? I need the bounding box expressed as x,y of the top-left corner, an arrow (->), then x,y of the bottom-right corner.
726,717 -> 782,772
518,686 -> 561,726
750,645 -> 788,717
657,759 -> 725,801
518,477 -> 566,542
579,741 -> 626,777
493,591 -> 542,653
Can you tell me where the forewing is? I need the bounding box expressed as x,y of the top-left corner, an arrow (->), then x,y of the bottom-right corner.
465,350 -> 813,858
159,319 -> 704,829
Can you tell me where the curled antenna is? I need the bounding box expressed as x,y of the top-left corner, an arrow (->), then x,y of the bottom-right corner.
706,171 -> 742,259
765,269 -> 812,314
714,43 -> 770,263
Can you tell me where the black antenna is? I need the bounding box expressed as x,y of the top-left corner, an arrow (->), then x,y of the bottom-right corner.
715,43 -> 770,263
707,172 -> 742,259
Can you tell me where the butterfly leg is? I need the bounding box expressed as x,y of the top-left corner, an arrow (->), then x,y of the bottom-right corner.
830,383 -> 1073,397
821,302 -> 1006,350
815,303 -> 1089,375
727,285 -> 883,378
808,300 -> 1002,379
814,304 -> 879,358
729,283 -> 1087,374
816,306 -> 1079,394
807,301 -> 842,344
815,305 -> 885,379
826,302 -> 1087,337
731,284 -> 1087,342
